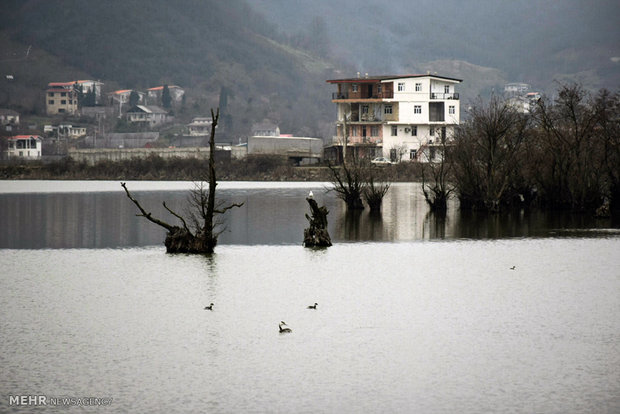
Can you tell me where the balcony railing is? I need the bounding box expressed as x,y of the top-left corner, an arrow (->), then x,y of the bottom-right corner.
430,92 -> 459,100
332,91 -> 394,100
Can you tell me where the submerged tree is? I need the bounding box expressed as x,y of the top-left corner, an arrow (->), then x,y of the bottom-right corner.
421,140 -> 454,212
363,168 -> 390,212
451,95 -> 529,212
121,108 -> 242,254
327,160 -> 365,210
303,195 -> 332,247
530,83 -> 610,211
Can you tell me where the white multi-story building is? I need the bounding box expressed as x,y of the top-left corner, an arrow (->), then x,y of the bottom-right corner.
326,73 -> 462,162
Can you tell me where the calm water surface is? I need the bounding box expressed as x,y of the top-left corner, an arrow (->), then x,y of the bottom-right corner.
1,181 -> 619,413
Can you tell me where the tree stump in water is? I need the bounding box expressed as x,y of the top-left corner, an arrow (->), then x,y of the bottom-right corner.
303,197 -> 332,247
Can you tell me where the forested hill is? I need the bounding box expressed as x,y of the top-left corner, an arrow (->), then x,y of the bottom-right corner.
0,0 -> 337,137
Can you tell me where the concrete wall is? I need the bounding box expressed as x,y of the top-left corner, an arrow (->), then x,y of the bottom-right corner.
69,147 -> 217,166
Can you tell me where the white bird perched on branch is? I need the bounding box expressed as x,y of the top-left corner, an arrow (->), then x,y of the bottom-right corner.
308,191 -> 314,199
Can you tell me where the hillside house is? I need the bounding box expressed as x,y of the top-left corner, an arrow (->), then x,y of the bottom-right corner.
146,85 -> 185,106
326,73 -> 462,162
108,89 -> 145,114
46,85 -> 78,115
187,117 -> 213,136
0,108 -> 19,131
44,124 -> 88,139
251,120 -> 280,137
126,105 -> 170,127
5,135 -> 42,159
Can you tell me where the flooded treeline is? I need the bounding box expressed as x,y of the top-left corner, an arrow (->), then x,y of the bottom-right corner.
447,83 -> 619,214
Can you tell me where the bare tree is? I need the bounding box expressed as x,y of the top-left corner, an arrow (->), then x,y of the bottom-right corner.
363,166 -> 390,212
421,140 -> 454,211
451,95 -> 529,212
121,108 -> 243,254
531,83 -> 609,211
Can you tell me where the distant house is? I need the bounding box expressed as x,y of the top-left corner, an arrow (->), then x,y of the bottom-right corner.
187,117 -> 213,136
48,80 -> 104,104
126,105 -> 170,127
44,124 -> 88,139
0,108 -> 19,131
46,85 -> 78,115
251,120 -> 280,137
108,89 -> 145,114
5,135 -> 42,159
146,85 -> 185,105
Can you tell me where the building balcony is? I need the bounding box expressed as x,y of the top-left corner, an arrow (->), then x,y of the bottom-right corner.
430,92 -> 459,100
332,91 -> 394,100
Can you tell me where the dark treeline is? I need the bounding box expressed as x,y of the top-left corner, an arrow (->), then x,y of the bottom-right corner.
449,83 -> 619,214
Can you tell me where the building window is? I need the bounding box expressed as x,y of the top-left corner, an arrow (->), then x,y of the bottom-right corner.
352,84 -> 358,92
391,126 -> 397,136
58,108 -> 65,113
48,92 -> 54,97
61,100 -> 66,105
430,127 -> 435,136
414,105 -> 422,114
61,92 -> 67,97
377,84 -> 382,93
350,126 -> 357,136
409,149 -> 417,159
411,125 -> 417,136
69,100 -> 73,104
48,100 -> 54,105
371,126 -> 379,136
384,105 -> 392,114
398,82 -> 405,92
415,83 -> 422,91
449,105 -> 455,114
444,85 -> 450,93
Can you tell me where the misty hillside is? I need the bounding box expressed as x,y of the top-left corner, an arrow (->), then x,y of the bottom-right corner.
253,0 -> 620,95
1,0 -> 618,138
0,0 -> 337,137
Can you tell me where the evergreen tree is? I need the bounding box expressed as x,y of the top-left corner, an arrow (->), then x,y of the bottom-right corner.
162,84 -> 172,109
129,90 -> 140,107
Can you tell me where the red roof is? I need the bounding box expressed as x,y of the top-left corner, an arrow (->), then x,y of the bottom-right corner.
147,85 -> 180,91
9,135 -> 42,140
48,81 -> 74,87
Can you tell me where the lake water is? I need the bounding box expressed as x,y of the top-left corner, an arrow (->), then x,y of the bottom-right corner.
1,181 -> 619,413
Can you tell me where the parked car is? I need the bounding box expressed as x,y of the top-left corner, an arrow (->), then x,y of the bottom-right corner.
371,157 -> 392,165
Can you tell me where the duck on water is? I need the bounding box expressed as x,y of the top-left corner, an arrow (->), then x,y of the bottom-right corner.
279,321 -> 292,333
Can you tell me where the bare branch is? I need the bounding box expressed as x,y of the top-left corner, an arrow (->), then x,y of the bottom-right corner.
121,182 -> 176,232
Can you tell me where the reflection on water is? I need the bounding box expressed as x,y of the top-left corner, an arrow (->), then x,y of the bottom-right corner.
0,181 -> 618,249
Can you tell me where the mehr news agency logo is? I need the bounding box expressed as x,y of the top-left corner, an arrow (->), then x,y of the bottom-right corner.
9,395 -> 113,407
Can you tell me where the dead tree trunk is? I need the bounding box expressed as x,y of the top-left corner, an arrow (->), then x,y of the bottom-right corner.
303,197 -> 332,247
121,107 -> 242,254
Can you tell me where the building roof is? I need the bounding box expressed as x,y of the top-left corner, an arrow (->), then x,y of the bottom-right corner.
326,74 -> 462,83
111,89 -> 133,95
47,82 -> 74,87
127,105 -> 168,114
0,108 -> 19,115
9,135 -> 42,140
147,85 -> 181,91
